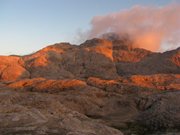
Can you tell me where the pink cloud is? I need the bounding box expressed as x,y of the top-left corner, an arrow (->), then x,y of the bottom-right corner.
87,3 -> 180,51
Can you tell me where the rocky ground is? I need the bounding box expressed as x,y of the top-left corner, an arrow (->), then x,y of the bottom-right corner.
0,38 -> 179,135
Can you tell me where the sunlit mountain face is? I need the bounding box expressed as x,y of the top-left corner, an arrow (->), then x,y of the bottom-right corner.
0,1 -> 180,135
0,37 -> 179,135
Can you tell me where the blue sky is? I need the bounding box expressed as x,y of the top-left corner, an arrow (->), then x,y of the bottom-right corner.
0,0 -> 176,55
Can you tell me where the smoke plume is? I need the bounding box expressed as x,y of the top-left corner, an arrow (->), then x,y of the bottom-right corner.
87,3 -> 180,51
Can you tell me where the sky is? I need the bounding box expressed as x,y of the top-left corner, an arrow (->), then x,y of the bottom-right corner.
0,0 -> 177,55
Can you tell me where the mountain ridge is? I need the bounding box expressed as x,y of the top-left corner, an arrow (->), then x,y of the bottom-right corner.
0,38 -> 179,81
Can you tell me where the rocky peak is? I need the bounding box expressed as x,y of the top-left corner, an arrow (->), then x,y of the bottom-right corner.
0,38 -> 179,81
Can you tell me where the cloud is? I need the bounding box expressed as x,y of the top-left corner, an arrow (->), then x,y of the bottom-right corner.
86,3 -> 180,51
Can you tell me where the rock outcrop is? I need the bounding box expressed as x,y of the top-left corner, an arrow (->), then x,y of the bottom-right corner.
0,56 -> 30,81
0,90 -> 123,135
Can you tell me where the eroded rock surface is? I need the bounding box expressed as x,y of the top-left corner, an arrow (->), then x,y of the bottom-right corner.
0,56 -> 30,81
0,90 -> 123,135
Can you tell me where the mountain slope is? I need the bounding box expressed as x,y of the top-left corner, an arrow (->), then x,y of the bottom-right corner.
0,38 -> 179,135
0,38 -> 179,81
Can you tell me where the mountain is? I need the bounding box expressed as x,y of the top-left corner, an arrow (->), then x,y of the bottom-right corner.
0,38 -> 179,135
0,38 -> 179,81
